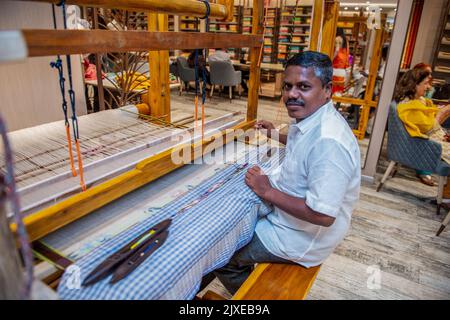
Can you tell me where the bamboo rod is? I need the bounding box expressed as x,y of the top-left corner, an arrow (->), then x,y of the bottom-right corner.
19,0 -> 231,20
19,30 -> 263,57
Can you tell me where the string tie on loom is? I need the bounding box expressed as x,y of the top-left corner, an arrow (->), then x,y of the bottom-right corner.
50,56 -> 77,178
51,0 -> 86,191
194,0 -> 210,145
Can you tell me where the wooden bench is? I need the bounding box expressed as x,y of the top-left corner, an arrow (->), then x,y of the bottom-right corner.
202,263 -> 321,300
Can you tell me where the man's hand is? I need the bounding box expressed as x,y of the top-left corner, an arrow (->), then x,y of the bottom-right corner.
255,120 -> 287,145
255,120 -> 276,138
245,166 -> 272,199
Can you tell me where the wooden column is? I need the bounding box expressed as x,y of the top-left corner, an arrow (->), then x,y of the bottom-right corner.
247,0 -> 264,121
148,13 -> 171,123
361,0 -> 414,180
93,8 -> 105,111
357,28 -> 384,139
320,0 -> 339,58
310,0 -> 323,51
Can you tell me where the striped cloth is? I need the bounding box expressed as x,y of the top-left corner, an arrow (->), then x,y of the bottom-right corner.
57,147 -> 285,300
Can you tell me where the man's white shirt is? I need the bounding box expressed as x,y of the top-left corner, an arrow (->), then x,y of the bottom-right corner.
255,100 -> 361,267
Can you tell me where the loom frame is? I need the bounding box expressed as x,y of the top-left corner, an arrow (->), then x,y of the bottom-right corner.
7,0 -> 265,241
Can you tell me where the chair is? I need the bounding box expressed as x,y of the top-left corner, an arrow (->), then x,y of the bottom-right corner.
376,101 -> 450,222
209,61 -> 242,102
176,56 -> 195,95
169,62 -> 178,78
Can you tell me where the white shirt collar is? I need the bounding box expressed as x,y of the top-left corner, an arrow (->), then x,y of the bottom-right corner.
291,100 -> 333,134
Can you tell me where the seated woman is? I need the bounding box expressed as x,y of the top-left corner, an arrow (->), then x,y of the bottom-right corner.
411,63 -> 436,185
394,68 -> 450,199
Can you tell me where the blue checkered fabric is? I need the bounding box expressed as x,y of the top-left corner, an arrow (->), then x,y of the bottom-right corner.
57,147 -> 285,300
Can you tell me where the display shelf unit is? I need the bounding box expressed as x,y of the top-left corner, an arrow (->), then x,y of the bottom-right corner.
239,6 -> 280,64
168,14 -> 175,32
277,4 -> 312,64
179,16 -> 200,32
432,0 -> 450,91
241,6 -> 253,61
209,5 -> 243,59
262,7 -> 279,64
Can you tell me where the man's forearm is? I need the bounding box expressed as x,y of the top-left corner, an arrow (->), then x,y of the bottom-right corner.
263,188 -> 335,227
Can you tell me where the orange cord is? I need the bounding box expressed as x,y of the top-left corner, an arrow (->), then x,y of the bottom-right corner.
201,102 -> 205,144
194,95 -> 199,128
65,124 -> 77,177
75,139 -> 86,191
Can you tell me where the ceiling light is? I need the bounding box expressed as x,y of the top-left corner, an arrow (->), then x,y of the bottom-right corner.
344,7 -> 348,10
366,1 -> 370,3
355,7 -> 359,10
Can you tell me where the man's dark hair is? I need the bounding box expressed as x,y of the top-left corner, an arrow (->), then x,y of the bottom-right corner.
285,51 -> 333,87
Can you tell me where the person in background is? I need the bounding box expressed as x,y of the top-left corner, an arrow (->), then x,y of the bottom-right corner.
409,63 -> 436,185
188,50 -> 211,85
413,63 -> 435,98
83,54 -> 105,112
208,48 -> 231,62
332,28 -> 350,95
395,69 -> 450,200
208,48 -> 249,93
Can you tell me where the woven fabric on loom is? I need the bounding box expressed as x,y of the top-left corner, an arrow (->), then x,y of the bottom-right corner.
57,147 -> 285,300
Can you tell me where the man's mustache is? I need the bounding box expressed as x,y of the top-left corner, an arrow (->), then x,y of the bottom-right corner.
286,99 -> 305,107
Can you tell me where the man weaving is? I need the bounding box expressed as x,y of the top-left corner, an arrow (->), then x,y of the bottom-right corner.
202,51 -> 361,295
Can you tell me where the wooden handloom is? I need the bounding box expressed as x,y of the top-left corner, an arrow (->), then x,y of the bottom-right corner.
3,0 -> 264,241
3,0 -> 328,300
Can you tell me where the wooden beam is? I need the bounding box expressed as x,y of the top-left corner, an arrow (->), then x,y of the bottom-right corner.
20,0 -> 231,20
12,120 -> 256,241
148,13 -> 171,123
320,0 -> 339,58
338,16 -> 367,23
332,96 -> 377,108
20,30 -> 263,57
247,0 -> 264,122
310,0 -> 323,51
